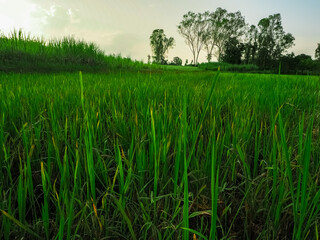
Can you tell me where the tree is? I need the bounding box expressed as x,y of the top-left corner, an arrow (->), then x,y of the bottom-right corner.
279,53 -> 297,74
243,25 -> 258,64
171,56 -> 182,66
256,14 -> 294,69
296,54 -> 316,73
316,43 -> 320,61
150,29 -> 175,64
221,37 -> 243,64
178,12 -> 209,65
203,8 -> 246,62
280,53 -> 318,74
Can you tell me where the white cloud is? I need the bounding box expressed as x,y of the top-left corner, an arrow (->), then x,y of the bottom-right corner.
23,1 -> 149,59
0,0 -> 39,34
31,5 -> 73,35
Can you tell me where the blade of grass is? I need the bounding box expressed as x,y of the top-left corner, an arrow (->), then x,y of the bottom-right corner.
0,209 -> 42,240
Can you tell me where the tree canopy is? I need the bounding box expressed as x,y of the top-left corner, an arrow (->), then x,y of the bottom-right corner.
177,9 -> 298,71
177,12 -> 209,65
256,13 -> 295,69
203,8 -> 246,62
150,8 -> 319,74
316,43 -> 320,61
150,29 -> 175,64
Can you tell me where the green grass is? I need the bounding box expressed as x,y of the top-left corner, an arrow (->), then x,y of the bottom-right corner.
158,65 -> 203,72
199,62 -> 260,73
0,30 -> 145,73
1,70 -> 320,239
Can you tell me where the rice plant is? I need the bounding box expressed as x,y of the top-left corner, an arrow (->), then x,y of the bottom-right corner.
0,69 -> 320,239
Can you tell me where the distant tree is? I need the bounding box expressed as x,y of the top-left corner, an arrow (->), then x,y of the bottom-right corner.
316,43 -> 320,61
295,54 -> 316,73
256,14 -> 294,69
279,53 -> 319,75
150,29 -> 175,64
279,53 -> 297,74
147,54 -> 151,64
185,59 -> 188,66
203,8 -> 246,62
221,37 -> 243,64
243,25 -> 258,64
171,56 -> 182,66
178,12 -> 209,65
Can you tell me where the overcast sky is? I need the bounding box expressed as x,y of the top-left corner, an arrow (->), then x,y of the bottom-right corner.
1,0 -> 320,62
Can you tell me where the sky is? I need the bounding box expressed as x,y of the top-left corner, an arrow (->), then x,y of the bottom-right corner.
0,0 -> 320,63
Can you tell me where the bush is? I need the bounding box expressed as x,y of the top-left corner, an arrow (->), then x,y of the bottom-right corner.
170,56 -> 182,66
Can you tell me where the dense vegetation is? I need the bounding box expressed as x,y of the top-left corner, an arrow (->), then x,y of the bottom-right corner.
150,8 -> 320,75
0,30 -> 144,73
198,59 -> 320,75
1,70 -> 320,239
198,62 -> 259,73
0,10 -> 319,238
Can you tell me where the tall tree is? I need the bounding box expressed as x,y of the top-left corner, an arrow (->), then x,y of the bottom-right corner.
203,8 -> 246,62
150,29 -> 175,64
202,9 -> 227,62
243,25 -> 258,64
177,12 -> 209,65
315,43 -> 320,61
256,13 -> 294,68
221,37 -> 243,64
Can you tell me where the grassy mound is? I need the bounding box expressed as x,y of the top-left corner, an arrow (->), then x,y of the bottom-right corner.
0,30 -> 144,73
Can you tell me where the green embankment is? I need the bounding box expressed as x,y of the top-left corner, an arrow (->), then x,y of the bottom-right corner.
0,30 -> 145,73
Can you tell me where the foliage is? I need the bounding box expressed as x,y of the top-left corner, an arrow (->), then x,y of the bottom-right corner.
203,8 -> 246,62
1,71 -> 320,239
178,10 -> 299,73
177,12 -> 209,65
256,13 -> 295,69
220,37 -> 243,64
178,9 -> 246,64
315,43 -> 320,61
0,29 -> 145,73
170,56 -> 183,66
149,29 -> 175,64
243,25 -> 259,64
199,61 -> 259,72
280,53 -> 320,75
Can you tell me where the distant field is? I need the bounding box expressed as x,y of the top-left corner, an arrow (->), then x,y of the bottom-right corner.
1,71 -> 320,239
159,65 -> 203,72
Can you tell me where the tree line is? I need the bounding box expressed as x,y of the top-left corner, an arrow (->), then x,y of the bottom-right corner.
150,8 -> 320,74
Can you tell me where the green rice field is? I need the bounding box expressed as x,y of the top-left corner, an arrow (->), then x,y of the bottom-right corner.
1,70 -> 320,239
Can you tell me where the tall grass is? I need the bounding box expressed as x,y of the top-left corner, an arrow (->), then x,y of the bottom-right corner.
198,62 -> 260,73
0,70 -> 320,239
0,29 -> 144,73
